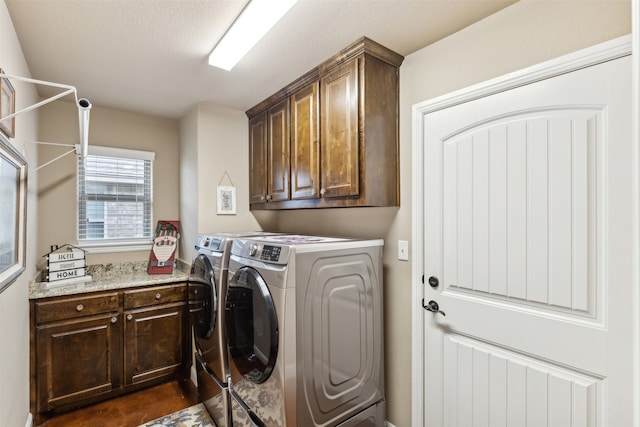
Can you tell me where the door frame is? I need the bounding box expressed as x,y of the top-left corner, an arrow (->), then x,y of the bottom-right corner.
632,3 -> 640,426
410,35 -> 635,427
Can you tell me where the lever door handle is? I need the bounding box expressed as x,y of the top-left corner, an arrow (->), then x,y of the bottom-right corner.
422,299 -> 446,316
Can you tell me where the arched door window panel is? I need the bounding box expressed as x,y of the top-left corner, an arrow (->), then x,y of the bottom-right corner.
189,254 -> 218,340
226,267 -> 278,384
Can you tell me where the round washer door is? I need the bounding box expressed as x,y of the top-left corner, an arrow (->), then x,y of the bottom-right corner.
189,254 -> 218,340
226,266 -> 278,384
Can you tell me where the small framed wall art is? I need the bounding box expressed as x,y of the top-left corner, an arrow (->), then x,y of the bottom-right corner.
217,186 -> 236,215
0,69 -> 15,138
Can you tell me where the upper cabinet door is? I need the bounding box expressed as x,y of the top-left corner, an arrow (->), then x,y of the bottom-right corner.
320,57 -> 360,198
248,113 -> 268,204
290,82 -> 320,200
267,99 -> 290,202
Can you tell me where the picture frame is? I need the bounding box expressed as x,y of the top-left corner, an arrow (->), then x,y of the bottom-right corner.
0,132 -> 27,294
217,185 -> 236,215
0,69 -> 16,138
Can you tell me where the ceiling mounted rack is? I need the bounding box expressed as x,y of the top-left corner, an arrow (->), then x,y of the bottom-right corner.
0,72 -> 91,170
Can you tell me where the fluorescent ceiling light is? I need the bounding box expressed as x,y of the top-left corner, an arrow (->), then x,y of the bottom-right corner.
208,0 -> 298,71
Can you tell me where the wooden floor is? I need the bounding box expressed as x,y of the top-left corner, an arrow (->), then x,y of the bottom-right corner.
40,380 -> 200,427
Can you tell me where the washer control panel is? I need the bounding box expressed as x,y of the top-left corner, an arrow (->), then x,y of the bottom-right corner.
232,239 -> 291,265
231,239 -> 293,265
260,245 -> 282,262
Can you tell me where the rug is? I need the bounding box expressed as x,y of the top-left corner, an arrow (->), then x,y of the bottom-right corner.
138,403 -> 216,427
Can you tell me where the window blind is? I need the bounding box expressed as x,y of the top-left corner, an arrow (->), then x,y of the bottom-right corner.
77,146 -> 154,244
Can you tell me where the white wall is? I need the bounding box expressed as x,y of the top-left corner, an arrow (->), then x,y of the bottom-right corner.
0,1 -> 40,426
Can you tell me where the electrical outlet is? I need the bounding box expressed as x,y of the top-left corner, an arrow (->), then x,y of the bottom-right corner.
398,240 -> 409,261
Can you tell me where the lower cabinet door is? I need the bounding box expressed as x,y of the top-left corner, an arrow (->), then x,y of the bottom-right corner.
123,302 -> 188,386
36,312 -> 122,412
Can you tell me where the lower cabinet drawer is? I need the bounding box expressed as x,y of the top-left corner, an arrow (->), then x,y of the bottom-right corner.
123,283 -> 187,309
35,292 -> 119,324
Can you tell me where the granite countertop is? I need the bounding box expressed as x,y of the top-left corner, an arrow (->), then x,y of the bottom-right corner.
29,259 -> 191,300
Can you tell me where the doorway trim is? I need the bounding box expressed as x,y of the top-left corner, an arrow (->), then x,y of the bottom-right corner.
410,35 -> 633,427
632,2 -> 640,426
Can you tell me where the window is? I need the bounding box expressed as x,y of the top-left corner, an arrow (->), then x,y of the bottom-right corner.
77,146 -> 155,251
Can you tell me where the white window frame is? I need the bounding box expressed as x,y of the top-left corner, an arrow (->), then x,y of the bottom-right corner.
77,145 -> 156,253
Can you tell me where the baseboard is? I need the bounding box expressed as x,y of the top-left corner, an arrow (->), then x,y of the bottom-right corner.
385,422 -> 397,427
190,364 -> 198,386
25,413 -> 33,427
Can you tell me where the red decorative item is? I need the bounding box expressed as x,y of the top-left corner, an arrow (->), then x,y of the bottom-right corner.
148,220 -> 180,274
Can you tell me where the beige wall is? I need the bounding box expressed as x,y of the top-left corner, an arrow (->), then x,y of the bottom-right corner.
37,101 -> 181,268
1,1 -> 631,426
178,102 -> 276,263
178,105 -> 199,262
269,1 -> 631,426
0,1 -> 40,425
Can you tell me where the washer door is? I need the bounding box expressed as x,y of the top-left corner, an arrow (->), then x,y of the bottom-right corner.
189,254 -> 218,344
226,266 -> 278,384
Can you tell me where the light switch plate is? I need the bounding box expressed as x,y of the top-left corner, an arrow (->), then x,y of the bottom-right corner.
398,240 -> 409,261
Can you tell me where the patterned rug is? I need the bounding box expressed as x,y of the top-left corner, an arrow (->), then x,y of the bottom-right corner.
138,403 -> 215,427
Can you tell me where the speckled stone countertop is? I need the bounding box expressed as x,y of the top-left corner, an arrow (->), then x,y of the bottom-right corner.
29,259 -> 191,300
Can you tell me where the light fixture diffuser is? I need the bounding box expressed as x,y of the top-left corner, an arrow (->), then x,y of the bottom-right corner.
208,0 -> 297,71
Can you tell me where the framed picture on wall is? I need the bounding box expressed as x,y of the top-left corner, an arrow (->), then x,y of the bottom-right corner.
217,186 -> 236,215
0,132 -> 27,293
0,69 -> 16,138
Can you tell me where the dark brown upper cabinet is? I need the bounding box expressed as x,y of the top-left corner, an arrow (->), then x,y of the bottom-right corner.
246,37 -> 403,210
290,82 -> 320,200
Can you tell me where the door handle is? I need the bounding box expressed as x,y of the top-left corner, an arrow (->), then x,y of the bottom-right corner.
422,299 -> 446,316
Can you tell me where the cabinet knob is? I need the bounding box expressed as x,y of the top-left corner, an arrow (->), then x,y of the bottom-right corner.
320,188 -> 326,196
111,316 -> 117,324
76,304 -> 84,312
311,189 -> 316,195
155,293 -> 162,300
266,194 -> 272,201
127,314 -> 133,321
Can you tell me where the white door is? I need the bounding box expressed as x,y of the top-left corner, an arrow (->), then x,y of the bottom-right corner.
419,50 -> 634,426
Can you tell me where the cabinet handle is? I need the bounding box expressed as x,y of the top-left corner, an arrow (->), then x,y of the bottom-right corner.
311,189 -> 316,195
127,314 -> 133,321
155,293 -> 162,300
111,316 -> 117,324
76,304 -> 84,312
266,194 -> 272,201
320,188 -> 326,196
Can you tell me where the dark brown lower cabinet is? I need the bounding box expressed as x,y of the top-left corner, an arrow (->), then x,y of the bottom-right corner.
31,283 -> 191,425
35,311 -> 122,412
124,302 -> 188,386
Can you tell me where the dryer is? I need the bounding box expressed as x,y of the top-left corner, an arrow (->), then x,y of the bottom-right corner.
225,235 -> 385,427
189,232 -> 279,427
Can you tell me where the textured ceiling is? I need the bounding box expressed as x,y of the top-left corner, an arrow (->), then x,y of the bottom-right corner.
5,0 -> 516,119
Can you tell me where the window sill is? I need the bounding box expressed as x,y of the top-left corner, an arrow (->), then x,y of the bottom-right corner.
77,241 -> 153,254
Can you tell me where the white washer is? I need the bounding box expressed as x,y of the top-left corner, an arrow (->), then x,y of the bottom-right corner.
226,235 -> 385,427
189,232 -> 280,427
